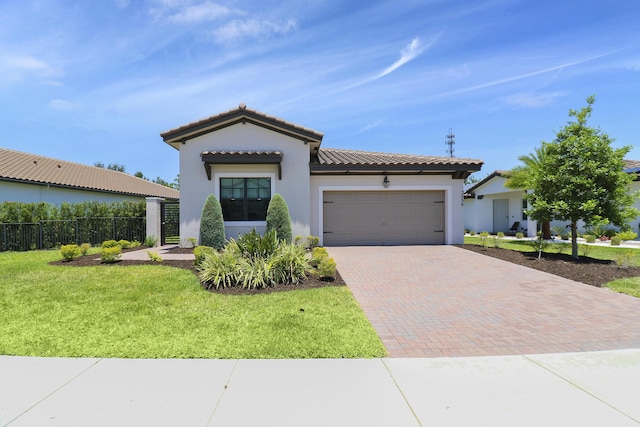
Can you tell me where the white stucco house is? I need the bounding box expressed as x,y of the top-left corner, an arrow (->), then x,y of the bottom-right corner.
0,147 -> 180,204
464,162 -> 640,236
161,104 -> 483,246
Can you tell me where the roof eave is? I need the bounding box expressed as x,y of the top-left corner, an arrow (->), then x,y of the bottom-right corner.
0,177 -> 179,200
310,163 -> 482,178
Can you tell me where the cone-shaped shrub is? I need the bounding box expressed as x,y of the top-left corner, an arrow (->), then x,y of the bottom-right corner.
200,194 -> 225,250
266,194 -> 292,243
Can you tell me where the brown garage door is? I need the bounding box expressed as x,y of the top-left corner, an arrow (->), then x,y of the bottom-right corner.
323,191 -> 445,245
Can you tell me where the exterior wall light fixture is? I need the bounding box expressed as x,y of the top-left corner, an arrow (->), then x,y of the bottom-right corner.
383,175 -> 390,188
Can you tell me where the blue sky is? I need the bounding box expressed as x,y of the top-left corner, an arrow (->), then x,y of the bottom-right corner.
2,0 -> 640,185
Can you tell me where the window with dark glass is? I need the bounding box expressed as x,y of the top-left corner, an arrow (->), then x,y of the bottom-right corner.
522,199 -> 528,221
220,178 -> 271,221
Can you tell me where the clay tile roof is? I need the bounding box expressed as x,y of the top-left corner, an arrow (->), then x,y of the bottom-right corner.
0,148 -> 179,199
161,104 -> 324,146
314,147 -> 483,169
624,159 -> 640,170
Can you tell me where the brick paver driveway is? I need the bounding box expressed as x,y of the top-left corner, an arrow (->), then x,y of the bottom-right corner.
328,246 -> 640,358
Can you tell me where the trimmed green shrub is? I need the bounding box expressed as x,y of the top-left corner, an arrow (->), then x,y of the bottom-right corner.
611,236 -> 622,246
101,246 -> 122,263
146,251 -> 163,262
266,194 -> 292,243
194,245 -> 215,266
102,240 -> 119,248
79,243 -> 91,256
318,257 -> 337,280
312,246 -> 329,264
294,235 -> 320,249
117,239 -> 132,249
515,232 -> 524,239
60,244 -> 81,261
200,194 -> 225,250
307,236 -> 320,248
496,232 -> 505,238
585,235 -> 597,243
617,231 -> 638,241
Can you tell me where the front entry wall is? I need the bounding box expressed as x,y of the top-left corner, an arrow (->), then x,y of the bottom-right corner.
323,191 -> 445,245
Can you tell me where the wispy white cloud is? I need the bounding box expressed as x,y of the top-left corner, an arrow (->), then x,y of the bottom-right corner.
0,54 -> 62,85
433,51 -> 620,100
357,118 -> 385,134
341,34 -> 439,91
212,18 -> 298,45
503,91 -> 567,108
147,0 -> 233,23
166,1 -> 232,23
47,99 -> 82,111
375,37 -> 427,79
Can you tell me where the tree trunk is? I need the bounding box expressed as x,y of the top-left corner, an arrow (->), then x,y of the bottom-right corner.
571,221 -> 579,260
542,221 -> 552,240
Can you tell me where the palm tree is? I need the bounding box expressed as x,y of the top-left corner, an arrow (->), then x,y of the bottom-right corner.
503,145 -> 552,239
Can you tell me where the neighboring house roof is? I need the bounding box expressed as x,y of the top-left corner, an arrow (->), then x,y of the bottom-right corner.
466,160 -> 640,198
0,148 -> 179,199
311,148 -> 483,179
465,170 -> 509,196
623,160 -> 640,177
161,103 -> 324,150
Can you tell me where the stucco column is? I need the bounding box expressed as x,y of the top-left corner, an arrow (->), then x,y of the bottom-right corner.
146,197 -> 163,246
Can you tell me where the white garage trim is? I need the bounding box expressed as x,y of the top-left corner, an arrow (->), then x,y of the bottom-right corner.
318,185 -> 453,246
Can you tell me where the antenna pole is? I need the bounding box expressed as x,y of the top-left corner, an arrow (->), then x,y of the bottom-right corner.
445,128 -> 455,157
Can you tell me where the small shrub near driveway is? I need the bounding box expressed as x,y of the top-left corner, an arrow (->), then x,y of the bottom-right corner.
101,246 -> 122,263
147,251 -> 163,262
60,244 -> 81,261
318,257 -> 337,280
80,243 -> 91,256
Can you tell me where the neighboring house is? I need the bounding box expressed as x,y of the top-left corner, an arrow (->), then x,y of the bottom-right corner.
0,148 -> 179,205
161,104 -> 483,246
464,161 -> 640,236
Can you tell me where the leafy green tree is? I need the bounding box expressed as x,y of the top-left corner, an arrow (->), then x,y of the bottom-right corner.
199,194 -> 226,250
266,194 -> 292,242
526,96 -> 638,259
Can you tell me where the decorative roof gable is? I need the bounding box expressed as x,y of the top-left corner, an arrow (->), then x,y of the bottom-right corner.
161,103 -> 324,151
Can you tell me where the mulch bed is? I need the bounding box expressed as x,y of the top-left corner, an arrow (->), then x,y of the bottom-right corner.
49,247 -> 346,295
456,244 -> 640,287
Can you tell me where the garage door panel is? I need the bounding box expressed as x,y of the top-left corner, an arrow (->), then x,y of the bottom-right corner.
323,191 -> 445,246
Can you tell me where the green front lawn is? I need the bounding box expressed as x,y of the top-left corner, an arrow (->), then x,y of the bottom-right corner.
0,250 -> 386,359
605,278 -> 640,298
464,236 -> 640,266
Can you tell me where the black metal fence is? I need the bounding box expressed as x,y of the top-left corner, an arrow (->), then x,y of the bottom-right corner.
1,217 -> 146,252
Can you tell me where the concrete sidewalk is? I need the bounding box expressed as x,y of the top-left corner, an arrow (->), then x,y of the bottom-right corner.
2,349 -> 639,426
